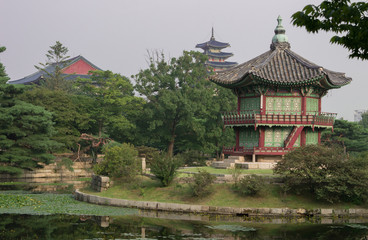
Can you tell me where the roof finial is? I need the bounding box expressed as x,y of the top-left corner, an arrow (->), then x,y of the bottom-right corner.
271,15 -> 290,50
272,15 -> 288,44
211,27 -> 215,40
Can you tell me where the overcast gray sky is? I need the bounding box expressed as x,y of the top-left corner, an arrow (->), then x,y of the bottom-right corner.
1,0 -> 366,121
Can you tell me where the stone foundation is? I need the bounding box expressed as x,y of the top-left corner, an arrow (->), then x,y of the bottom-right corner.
91,174 -> 110,192
0,161 -> 93,180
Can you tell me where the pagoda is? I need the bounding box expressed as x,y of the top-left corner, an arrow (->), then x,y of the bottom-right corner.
210,16 -> 351,163
196,28 -> 237,71
8,55 -> 101,85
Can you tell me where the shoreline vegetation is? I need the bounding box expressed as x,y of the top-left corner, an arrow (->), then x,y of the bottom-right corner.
80,170 -> 368,212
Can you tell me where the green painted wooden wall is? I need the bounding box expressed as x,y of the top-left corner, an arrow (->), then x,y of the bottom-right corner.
240,97 -> 260,111
265,97 -> 301,114
306,128 -> 318,145
264,127 -> 300,147
306,98 -> 319,114
239,128 -> 259,148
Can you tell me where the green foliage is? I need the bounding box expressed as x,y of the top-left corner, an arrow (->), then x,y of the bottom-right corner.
56,157 -> 74,172
150,154 -> 181,186
135,145 -> 160,166
133,51 -> 236,157
20,88 -> 93,151
94,143 -> 139,181
176,150 -> 207,166
75,70 -> 144,143
322,119 -> 368,153
0,45 -> 9,84
190,170 -> 216,197
233,174 -> 265,196
274,144 -> 368,203
35,41 -> 72,91
360,111 -> 368,128
292,0 -> 368,60
0,47 -> 61,175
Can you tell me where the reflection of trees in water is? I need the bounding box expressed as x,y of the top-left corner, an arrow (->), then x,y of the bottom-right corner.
0,214 -> 368,239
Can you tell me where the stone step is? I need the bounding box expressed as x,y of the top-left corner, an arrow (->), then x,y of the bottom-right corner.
235,162 -> 276,169
227,155 -> 245,161
211,161 -> 228,169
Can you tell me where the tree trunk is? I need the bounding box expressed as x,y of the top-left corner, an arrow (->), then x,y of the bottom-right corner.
167,137 -> 175,157
167,119 -> 177,157
98,121 -> 103,137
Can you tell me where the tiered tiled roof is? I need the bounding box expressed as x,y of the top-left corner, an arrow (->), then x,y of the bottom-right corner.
196,37 -> 230,49
210,16 -> 351,89
196,28 -> 238,71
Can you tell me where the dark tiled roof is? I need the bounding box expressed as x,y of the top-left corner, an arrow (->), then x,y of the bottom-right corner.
207,61 -> 238,68
210,43 -> 352,89
8,55 -> 102,85
206,51 -> 234,58
196,38 -> 230,49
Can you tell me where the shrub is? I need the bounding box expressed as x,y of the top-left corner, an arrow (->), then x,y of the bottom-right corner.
274,144 -> 368,203
190,170 -> 216,197
233,174 -> 265,196
150,154 -> 181,187
93,143 -> 139,182
135,145 -> 160,166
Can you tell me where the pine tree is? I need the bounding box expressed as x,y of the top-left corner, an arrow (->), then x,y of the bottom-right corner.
35,41 -> 72,91
0,45 -> 62,175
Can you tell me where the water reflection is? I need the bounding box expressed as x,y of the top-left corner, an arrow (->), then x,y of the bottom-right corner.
1,214 -> 368,240
0,177 -> 90,193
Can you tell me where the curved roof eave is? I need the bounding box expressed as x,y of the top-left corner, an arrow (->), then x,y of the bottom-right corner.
210,46 -> 352,90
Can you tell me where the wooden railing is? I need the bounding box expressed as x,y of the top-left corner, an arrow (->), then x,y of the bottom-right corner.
221,110 -> 337,127
223,146 -> 295,155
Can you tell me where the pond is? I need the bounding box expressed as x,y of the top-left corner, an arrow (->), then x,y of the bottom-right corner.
1,190 -> 368,239
1,213 -> 368,239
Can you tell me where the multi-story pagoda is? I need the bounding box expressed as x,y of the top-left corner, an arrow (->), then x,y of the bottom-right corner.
210,16 -> 351,163
196,28 -> 237,71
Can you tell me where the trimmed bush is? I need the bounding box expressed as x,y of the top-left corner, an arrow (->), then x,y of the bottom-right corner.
233,174 -> 265,196
190,170 -> 216,197
150,154 -> 181,187
93,143 -> 139,182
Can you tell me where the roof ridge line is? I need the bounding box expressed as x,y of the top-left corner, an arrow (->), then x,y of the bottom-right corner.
251,50 -> 278,70
284,49 -> 321,70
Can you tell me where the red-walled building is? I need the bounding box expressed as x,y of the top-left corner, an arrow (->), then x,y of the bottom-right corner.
8,55 -> 101,85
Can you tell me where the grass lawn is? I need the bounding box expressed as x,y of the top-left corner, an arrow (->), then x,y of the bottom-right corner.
177,166 -> 274,175
83,176 -> 367,209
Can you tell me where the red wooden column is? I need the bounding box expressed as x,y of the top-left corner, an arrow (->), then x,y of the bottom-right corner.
236,127 -> 239,151
301,129 -> 306,146
301,96 -> 307,116
259,127 -> 265,147
318,129 -> 321,144
318,98 -> 322,113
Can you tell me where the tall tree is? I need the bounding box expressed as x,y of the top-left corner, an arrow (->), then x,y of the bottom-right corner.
35,41 -> 72,91
322,119 -> 368,153
20,88 -> 93,151
0,45 -> 8,84
134,51 -> 236,157
359,111 -> 368,129
0,45 -> 61,175
292,0 -> 368,60
75,70 -> 144,143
